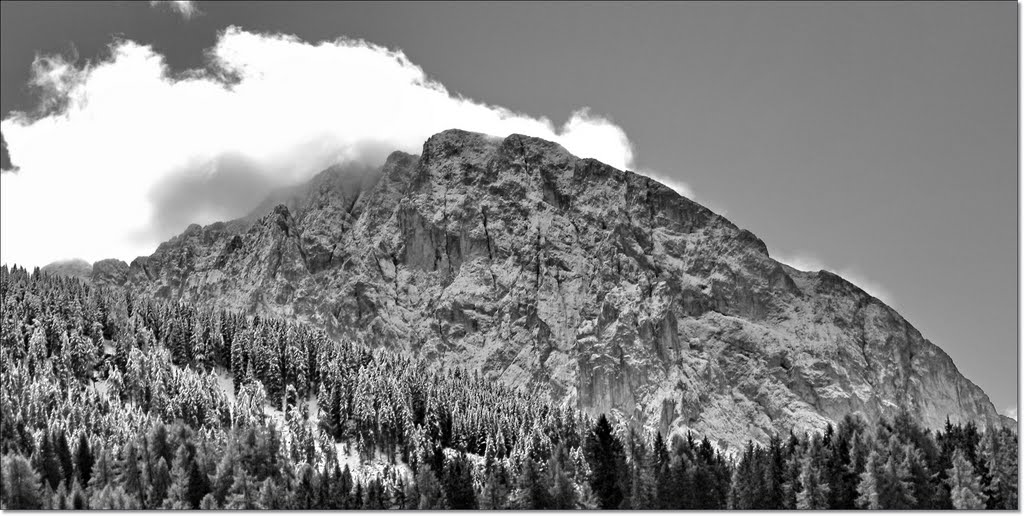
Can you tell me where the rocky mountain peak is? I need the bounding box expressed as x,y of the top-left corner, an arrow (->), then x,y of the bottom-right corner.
93,129 -> 1011,449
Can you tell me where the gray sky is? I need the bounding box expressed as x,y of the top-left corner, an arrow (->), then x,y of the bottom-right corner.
0,1 -> 1016,414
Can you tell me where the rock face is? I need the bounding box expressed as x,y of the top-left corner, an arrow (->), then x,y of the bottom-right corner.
97,129 -> 1011,448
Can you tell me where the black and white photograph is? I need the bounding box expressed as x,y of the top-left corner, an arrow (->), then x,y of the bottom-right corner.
0,1 -> 1018,511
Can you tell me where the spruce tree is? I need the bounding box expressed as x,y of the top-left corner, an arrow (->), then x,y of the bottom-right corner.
796,451 -> 830,509
416,466 -> 442,509
162,444 -> 193,509
53,430 -> 73,485
68,479 -> 87,509
856,449 -> 881,509
147,457 -> 171,508
292,463 -> 318,509
117,440 -> 143,503
87,445 -> 114,491
199,492 -> 220,509
652,432 -> 674,509
511,456 -> 550,509
1,452 -> 43,509
549,452 -> 578,509
224,466 -> 261,509
258,477 -> 286,510
38,431 -> 62,490
947,449 -> 987,509
479,468 -> 508,509
441,452 -> 478,509
210,447 -> 237,504
584,414 -> 625,509
878,451 -> 916,509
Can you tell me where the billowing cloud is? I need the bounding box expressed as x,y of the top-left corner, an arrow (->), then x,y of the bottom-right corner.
149,1 -> 200,20
772,251 -> 894,305
1003,407 -> 1017,421
1,28 -> 643,267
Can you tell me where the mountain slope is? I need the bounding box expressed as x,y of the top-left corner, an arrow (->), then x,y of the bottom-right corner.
92,129 -> 1010,448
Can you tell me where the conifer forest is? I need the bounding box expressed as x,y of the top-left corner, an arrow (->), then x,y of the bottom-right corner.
0,266 -> 1017,510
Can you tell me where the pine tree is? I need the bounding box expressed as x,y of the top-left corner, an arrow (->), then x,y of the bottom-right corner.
53,430 -> 73,485
336,463 -> 354,509
38,431 -> 62,490
230,329 -> 249,392
147,457 -> 171,508
365,477 -> 387,509
479,467 -> 508,509
416,466 -> 442,509
796,450 -> 830,509
147,423 -> 172,469
511,456 -> 551,509
624,432 -> 656,509
878,450 -> 916,509
51,480 -> 69,510
199,492 -> 220,509
761,435 -> 786,509
2,452 -> 43,509
441,452 -> 478,509
549,453 -> 578,509
87,445 -> 114,491
292,463 -> 318,509
584,414 -> 625,509
162,444 -> 194,509
856,449 -> 881,509
117,440 -> 143,503
947,449 -> 987,509
981,429 -> 1018,510
224,467 -> 261,509
259,477 -> 286,509
68,479 -> 87,509
652,432 -> 674,509
210,447 -> 237,504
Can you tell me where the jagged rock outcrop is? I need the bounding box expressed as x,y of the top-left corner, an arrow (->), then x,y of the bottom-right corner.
97,129 -> 1011,449
91,258 -> 129,286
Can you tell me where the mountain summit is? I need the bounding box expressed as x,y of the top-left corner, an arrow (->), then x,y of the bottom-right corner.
90,129 -> 1009,448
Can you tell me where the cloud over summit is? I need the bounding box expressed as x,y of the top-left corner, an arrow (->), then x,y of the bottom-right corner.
1,27 -> 640,267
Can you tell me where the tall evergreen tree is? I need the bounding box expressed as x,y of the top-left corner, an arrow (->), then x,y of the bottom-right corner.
224,467 -> 261,510
37,432 -> 62,490
796,450 -> 830,509
416,466 -> 442,509
549,451 -> 578,509
441,452 -> 478,509
53,431 -> 73,485
511,456 -> 550,509
162,445 -> 194,509
947,449 -> 987,510
583,414 -> 625,509
856,449 -> 882,509
86,446 -> 114,491
116,440 -> 143,503
147,457 -> 171,508
1,453 -> 43,509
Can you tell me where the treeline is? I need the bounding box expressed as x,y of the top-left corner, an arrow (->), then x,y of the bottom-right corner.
0,265 -> 1017,509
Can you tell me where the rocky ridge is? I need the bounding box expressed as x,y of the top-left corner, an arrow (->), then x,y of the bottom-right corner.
87,129 -> 1011,449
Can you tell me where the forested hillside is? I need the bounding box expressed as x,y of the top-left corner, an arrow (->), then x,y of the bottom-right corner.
0,265 -> 1016,509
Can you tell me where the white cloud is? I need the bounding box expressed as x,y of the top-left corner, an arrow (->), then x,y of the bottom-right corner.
149,1 -> 199,20
772,251 -> 895,305
1003,407 -> 1017,421
1,28 -> 647,268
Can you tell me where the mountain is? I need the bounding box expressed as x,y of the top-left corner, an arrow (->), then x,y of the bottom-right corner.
90,129 -> 1010,449
41,258 -> 93,279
